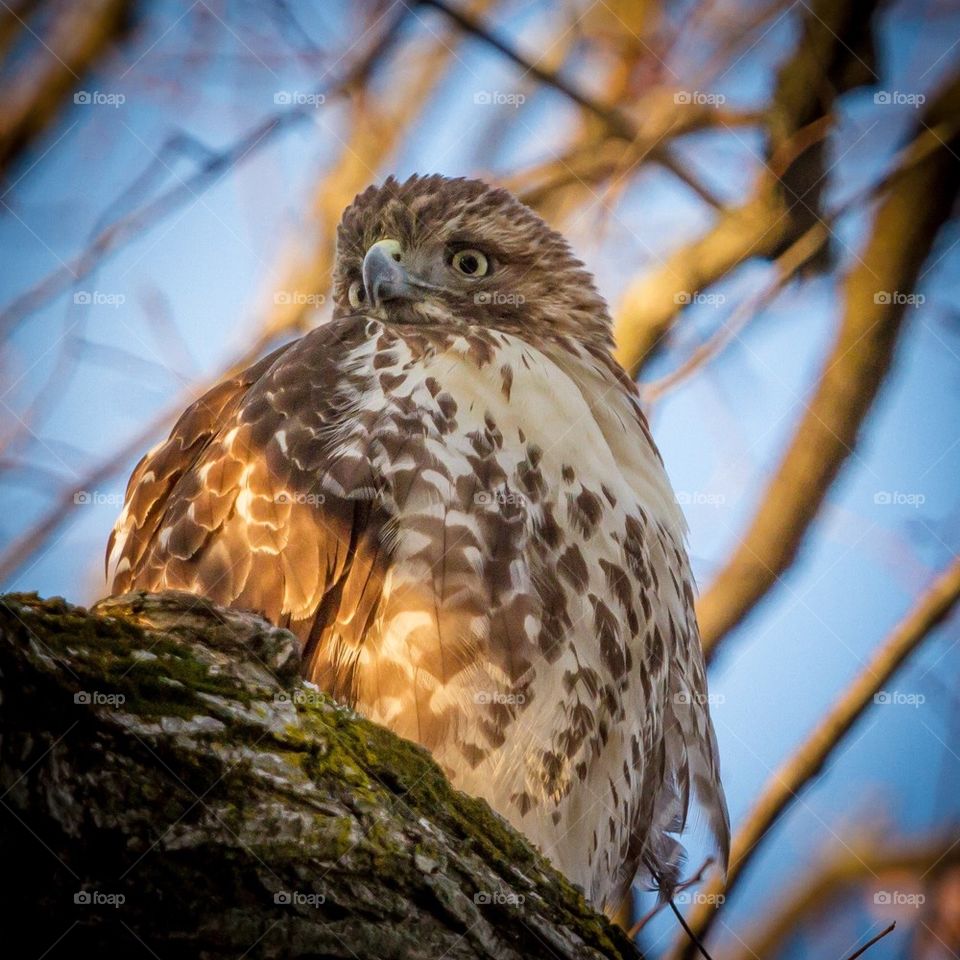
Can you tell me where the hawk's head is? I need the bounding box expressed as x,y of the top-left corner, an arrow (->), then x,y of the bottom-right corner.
333,174 -> 612,346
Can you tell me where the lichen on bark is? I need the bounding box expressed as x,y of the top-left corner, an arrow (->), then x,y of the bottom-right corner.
0,590 -> 639,959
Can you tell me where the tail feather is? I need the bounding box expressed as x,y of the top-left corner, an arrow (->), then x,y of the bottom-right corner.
640,657 -> 730,900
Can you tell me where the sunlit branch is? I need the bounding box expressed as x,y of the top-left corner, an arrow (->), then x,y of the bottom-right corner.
676,555 -> 960,957
0,0 -> 130,175
697,68 -> 960,660
419,0 -> 724,209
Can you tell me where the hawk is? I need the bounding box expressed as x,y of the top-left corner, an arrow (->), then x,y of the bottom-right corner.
107,174 -> 728,912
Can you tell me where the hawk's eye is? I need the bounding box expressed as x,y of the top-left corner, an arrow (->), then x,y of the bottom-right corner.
450,249 -> 489,278
348,279 -> 366,308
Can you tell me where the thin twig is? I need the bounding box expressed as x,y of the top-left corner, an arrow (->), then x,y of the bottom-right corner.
840,922 -> 896,960
669,899 -> 715,960
628,858 -> 715,938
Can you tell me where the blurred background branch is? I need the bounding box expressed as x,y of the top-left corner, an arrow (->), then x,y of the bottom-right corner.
0,0 -> 132,175
698,68 -> 960,660
680,555 -> 960,957
732,835 -> 960,960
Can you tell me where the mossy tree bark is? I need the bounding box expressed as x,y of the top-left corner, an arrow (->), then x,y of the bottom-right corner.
0,591 -> 640,960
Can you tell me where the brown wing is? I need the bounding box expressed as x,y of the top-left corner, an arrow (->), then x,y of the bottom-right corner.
106,344 -> 289,590
107,318 -> 390,689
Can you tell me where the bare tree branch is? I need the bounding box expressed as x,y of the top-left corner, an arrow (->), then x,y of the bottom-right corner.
697,69 -> 960,659
729,836 -> 960,960
0,0 -> 130,175
0,591 -> 641,960
613,0 -> 882,377
677,555 -> 960,958
509,103 -> 760,220
420,0 -> 724,208
0,6 -> 409,341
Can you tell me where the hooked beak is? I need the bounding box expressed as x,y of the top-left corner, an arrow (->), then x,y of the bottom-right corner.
362,239 -> 417,308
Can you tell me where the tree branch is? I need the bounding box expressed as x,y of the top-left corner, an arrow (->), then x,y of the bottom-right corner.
697,68 -> 960,659
419,0 -> 724,208
676,556 -> 960,957
0,0 -> 131,176
0,591 -> 640,960
613,0 -> 882,377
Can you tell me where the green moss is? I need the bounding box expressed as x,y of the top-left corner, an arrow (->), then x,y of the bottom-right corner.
0,593 -> 258,721
0,593 -> 632,955
286,691 -> 625,944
